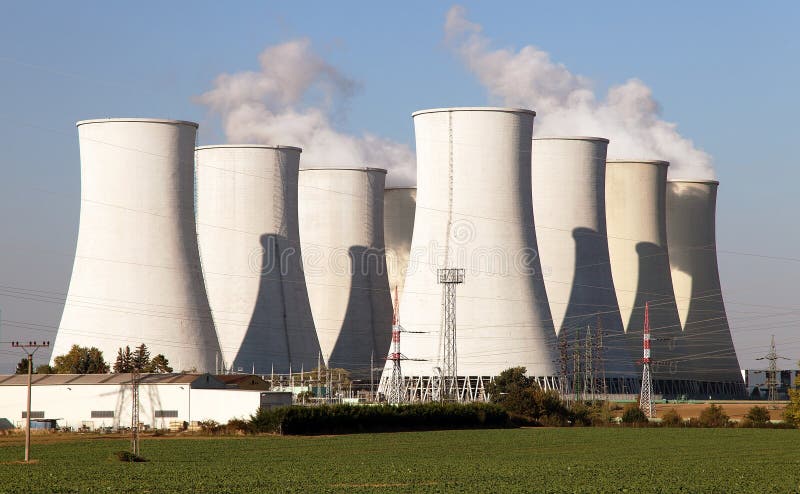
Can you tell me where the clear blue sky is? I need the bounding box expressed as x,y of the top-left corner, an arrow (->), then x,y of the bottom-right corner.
0,1 -> 798,372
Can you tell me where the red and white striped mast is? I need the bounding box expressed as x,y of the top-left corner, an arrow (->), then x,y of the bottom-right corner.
639,302 -> 654,418
387,287 -> 405,404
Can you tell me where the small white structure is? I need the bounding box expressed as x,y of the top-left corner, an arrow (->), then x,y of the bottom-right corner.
196,145 -> 320,374
52,119 -> 220,372
298,167 -> 393,376
0,374 -> 262,431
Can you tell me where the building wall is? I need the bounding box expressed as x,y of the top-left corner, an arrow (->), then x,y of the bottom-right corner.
52,119 -> 220,372
0,384 -> 262,430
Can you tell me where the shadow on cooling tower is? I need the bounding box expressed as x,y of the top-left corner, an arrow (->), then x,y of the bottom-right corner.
328,245 -> 393,379
232,234 -> 320,375
559,227 -> 636,394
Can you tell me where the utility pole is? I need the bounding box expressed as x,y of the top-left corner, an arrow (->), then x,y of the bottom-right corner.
756,335 -> 790,401
438,268 -> 464,401
11,341 -> 49,463
639,302 -> 654,418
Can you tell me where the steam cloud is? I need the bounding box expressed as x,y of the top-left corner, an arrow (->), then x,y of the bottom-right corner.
445,6 -> 714,179
197,39 -> 415,186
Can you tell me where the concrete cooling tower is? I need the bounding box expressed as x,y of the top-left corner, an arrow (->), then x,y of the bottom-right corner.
386,107 -> 559,401
52,119 -> 221,372
383,187 -> 417,307
298,167 -> 393,377
605,160 -> 688,396
667,179 -> 745,397
195,145 -> 320,375
532,137 -> 636,394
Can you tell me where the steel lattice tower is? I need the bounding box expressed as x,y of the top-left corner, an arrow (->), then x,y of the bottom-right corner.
131,370 -> 140,456
438,268 -> 464,401
387,288 -> 406,404
639,302 -> 654,418
756,335 -> 789,401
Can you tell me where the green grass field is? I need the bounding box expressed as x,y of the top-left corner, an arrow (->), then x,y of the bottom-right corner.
1,428 -> 799,493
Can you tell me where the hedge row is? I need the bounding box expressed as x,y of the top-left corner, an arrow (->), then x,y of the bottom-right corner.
249,402 -> 510,435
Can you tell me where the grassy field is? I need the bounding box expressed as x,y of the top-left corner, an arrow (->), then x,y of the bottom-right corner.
1,428 -> 799,493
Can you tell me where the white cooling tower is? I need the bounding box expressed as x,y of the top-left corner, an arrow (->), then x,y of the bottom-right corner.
390,107 -> 559,396
606,160 -> 687,395
195,145 -> 320,375
298,167 -> 393,376
666,179 -> 744,395
383,187 -> 417,307
52,119 -> 221,372
532,138 -> 635,392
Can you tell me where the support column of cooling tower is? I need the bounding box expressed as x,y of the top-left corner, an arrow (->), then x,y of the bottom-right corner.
640,303 -> 654,418
438,268 -> 464,401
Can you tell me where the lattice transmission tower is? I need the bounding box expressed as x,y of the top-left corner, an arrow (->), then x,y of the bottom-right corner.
756,335 -> 790,401
438,268 -> 464,401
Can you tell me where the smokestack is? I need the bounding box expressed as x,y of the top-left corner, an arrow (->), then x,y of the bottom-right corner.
195,145 -> 320,375
383,187 -> 416,308
52,118 -> 221,372
666,179 -> 745,396
532,137 -> 635,391
605,159 -> 687,395
298,167 -> 393,377
388,107 -> 559,394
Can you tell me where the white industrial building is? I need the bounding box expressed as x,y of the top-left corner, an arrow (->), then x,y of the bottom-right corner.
385,107 -> 559,401
531,137 -> 636,394
667,179 -> 745,395
0,374 -> 264,431
195,145 -> 320,374
298,167 -> 393,376
52,119 -> 220,373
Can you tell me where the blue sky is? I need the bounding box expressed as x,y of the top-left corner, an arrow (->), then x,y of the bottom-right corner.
0,1 -> 798,371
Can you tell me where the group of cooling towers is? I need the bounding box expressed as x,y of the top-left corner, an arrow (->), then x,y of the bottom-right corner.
49,106 -> 746,400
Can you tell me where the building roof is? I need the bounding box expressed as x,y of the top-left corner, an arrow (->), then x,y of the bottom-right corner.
0,373 -> 224,387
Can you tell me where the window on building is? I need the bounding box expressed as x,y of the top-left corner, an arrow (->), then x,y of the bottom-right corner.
154,410 -> 179,418
91,410 -> 115,418
21,411 -> 45,419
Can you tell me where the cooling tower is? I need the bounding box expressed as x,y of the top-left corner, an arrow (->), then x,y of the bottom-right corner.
605,160 -> 687,396
383,187 -> 417,307
388,107 -> 559,399
532,138 -> 636,393
666,179 -> 745,396
195,145 -> 320,375
52,119 -> 221,372
297,167 -> 393,376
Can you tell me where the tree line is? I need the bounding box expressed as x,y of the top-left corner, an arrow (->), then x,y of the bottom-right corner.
14,343 -> 173,375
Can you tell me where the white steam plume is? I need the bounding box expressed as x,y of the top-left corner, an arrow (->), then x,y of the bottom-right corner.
197,39 -> 415,186
445,6 -> 714,179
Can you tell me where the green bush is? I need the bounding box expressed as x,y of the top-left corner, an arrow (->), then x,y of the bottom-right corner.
621,405 -> 649,426
743,406 -> 770,427
115,450 -> 147,462
661,408 -> 683,427
698,404 -> 730,428
248,403 -> 510,435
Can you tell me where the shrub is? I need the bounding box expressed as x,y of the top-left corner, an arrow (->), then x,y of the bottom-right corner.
698,404 -> 730,428
115,450 -> 147,462
249,403 -> 510,435
744,406 -> 770,427
661,408 -> 683,427
198,420 -> 222,434
621,404 -> 649,426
